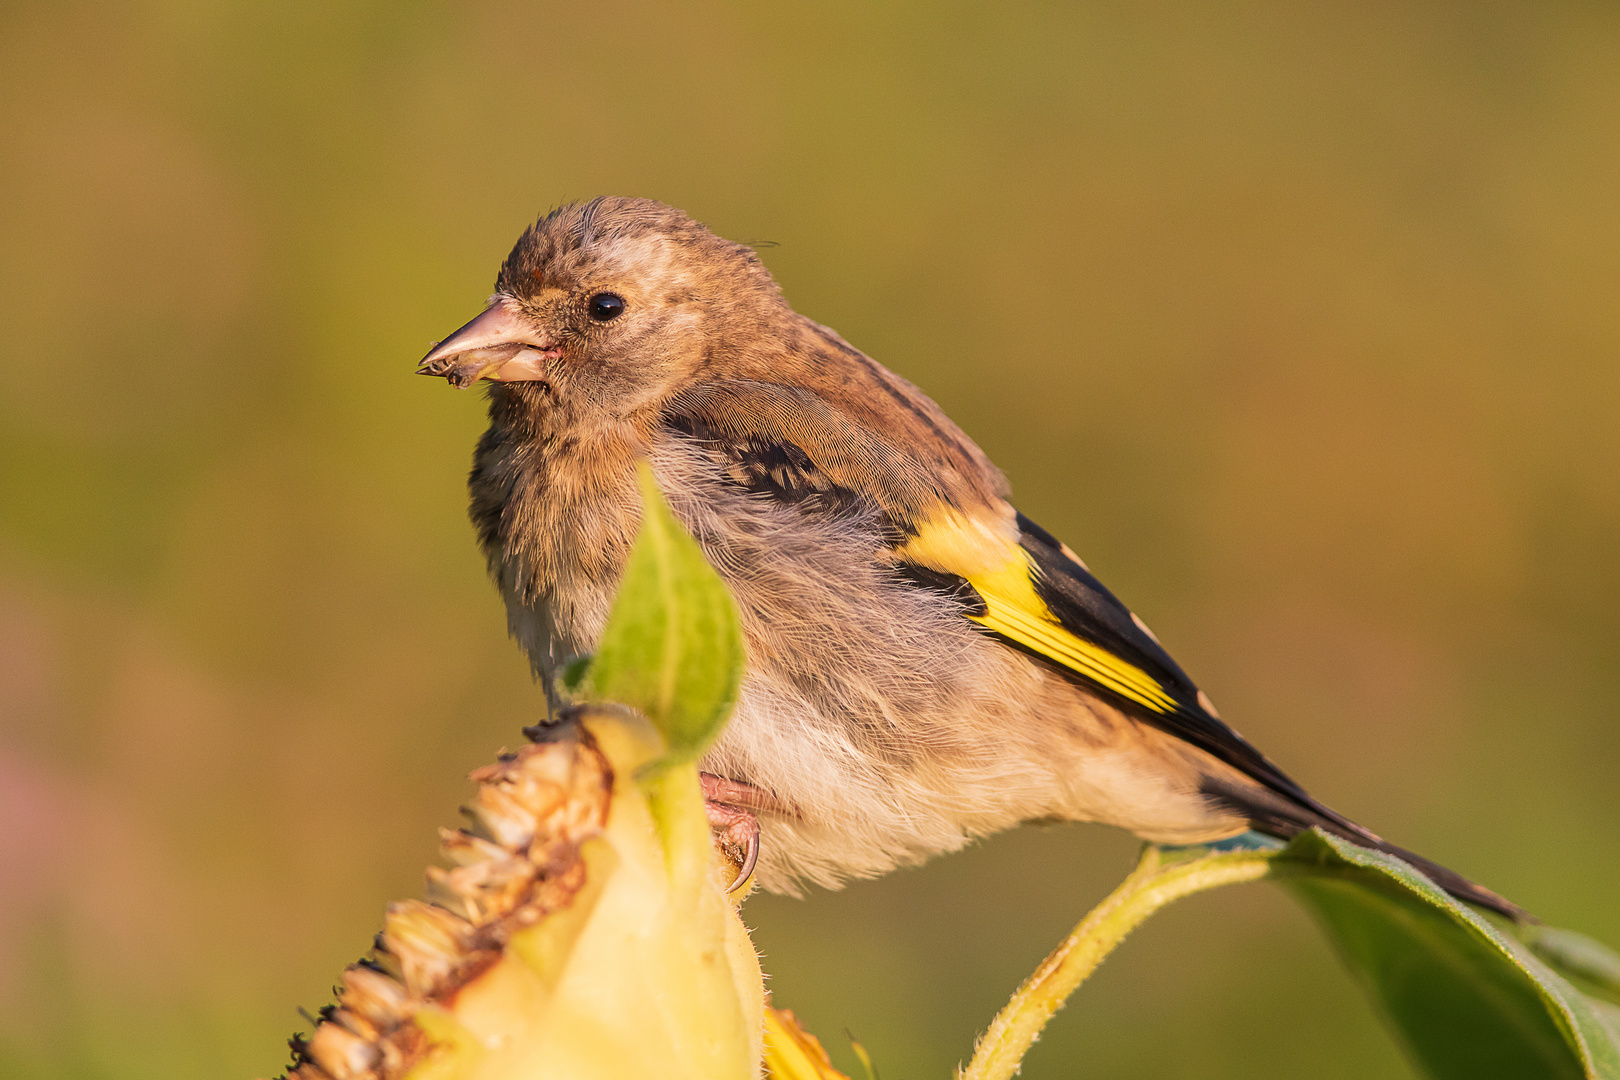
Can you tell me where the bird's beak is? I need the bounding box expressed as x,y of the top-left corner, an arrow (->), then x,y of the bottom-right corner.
417,299 -> 560,389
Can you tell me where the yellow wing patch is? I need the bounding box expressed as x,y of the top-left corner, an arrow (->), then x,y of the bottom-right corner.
896,511 -> 1179,715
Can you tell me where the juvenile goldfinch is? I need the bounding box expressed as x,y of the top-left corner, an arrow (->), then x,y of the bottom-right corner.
419,197 -> 1521,919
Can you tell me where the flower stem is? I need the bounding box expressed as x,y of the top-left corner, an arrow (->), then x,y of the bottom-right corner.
959,845 -> 1278,1080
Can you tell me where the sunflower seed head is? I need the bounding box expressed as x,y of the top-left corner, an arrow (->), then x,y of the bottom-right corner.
278,721 -> 612,1080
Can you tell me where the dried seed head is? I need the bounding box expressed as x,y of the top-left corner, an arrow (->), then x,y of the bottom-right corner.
462,784 -> 542,851
438,827 -> 508,867
380,900 -> 485,998
338,966 -> 409,1030
425,855 -> 535,924
279,722 -> 613,1080
303,1020 -> 380,1080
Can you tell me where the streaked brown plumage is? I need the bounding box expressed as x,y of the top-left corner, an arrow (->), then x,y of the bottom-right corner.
419,196 -> 1522,918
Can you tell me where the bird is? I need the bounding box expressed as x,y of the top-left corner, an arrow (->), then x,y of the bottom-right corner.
417,196 -> 1522,919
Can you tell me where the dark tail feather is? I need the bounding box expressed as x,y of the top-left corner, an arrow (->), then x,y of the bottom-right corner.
1202,776 -> 1530,923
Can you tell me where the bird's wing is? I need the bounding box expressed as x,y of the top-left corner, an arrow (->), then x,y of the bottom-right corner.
660,383 -> 1527,916
892,505 -> 1317,806
663,376 -> 1312,807
664,376 -> 1007,532
895,506 -> 1542,920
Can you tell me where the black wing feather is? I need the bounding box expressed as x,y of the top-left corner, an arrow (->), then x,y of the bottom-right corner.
1014,511 -> 1332,814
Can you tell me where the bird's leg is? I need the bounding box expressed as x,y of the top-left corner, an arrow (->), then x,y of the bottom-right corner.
700,772 -> 765,892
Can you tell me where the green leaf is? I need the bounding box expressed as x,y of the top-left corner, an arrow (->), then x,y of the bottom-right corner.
1275,830 -> 1620,1080
559,655 -> 591,692
960,830 -> 1620,1080
1528,927 -> 1620,1007
584,461 -> 744,768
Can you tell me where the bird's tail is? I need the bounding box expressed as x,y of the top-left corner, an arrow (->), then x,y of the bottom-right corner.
1200,776 -> 1529,922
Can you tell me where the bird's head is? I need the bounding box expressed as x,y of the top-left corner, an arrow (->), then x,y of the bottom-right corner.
417,197 -> 783,416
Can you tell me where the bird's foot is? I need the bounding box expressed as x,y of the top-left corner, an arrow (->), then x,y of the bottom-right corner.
700,773 -> 764,893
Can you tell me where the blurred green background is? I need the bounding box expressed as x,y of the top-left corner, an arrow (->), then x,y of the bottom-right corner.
1,2 -> 1617,1077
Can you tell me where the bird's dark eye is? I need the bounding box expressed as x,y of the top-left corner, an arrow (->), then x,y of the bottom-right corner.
588,292 -> 625,322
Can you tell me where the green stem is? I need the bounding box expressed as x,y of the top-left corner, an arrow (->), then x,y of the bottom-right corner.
958,845 -> 1278,1080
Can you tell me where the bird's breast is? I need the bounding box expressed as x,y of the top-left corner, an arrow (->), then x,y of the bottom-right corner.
469,416 -> 648,679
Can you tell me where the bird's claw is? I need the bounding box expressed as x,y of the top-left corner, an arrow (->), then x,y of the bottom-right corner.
701,773 -> 765,893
